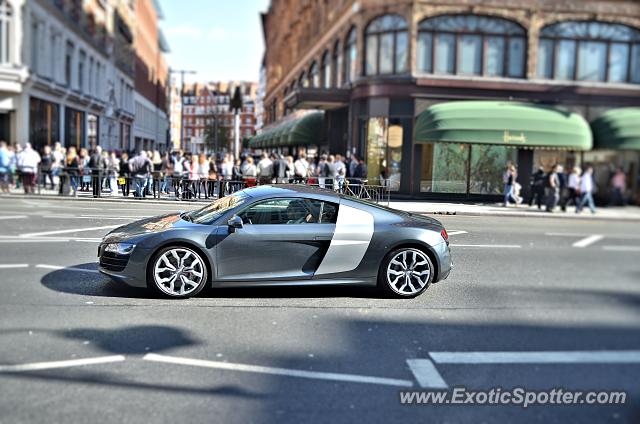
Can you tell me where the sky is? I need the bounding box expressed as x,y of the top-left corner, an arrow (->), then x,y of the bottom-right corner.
159,0 -> 270,84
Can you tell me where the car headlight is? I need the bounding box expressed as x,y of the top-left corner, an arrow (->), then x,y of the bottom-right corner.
104,243 -> 136,255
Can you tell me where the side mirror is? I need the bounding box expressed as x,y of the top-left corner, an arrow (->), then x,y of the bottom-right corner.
227,215 -> 243,232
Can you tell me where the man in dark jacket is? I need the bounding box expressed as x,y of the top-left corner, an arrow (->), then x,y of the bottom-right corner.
528,167 -> 545,209
129,151 -> 153,198
272,153 -> 288,183
88,146 -> 107,197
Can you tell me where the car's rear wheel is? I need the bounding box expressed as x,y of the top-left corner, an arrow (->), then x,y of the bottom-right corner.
150,246 -> 208,298
379,247 -> 434,298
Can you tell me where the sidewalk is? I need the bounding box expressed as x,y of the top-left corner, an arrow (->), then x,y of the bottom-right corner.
3,188 -> 640,221
388,201 -> 640,221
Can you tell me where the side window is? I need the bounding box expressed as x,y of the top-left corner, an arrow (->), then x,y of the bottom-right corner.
239,198 -> 324,225
320,201 -> 339,224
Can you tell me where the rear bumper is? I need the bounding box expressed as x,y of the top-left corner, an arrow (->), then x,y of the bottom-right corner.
433,241 -> 453,282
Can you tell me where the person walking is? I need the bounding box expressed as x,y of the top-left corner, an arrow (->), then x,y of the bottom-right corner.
129,151 -> 152,198
326,155 -> 338,190
106,151 -> 120,195
576,166 -> 596,214
610,167 -> 626,206
257,152 -> 273,185
65,146 -> 80,196
528,167 -> 545,209
503,164 -> 514,207
272,153 -> 288,184
316,154 -> 329,188
88,146 -> 107,197
51,142 -> 64,188
293,153 -> 309,183
17,143 -> 41,194
0,141 -> 10,193
119,152 -> 131,197
564,166 -> 581,209
39,145 -> 54,190
545,164 -> 560,212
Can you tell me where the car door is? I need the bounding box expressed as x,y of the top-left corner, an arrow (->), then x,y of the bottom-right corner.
215,197 -> 337,281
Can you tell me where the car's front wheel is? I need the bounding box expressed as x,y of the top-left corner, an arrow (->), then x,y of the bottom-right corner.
150,246 -> 208,298
379,247 -> 434,298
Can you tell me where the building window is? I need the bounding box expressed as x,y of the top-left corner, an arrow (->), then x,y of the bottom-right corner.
30,20 -> 39,73
65,41 -> 74,86
343,27 -> 357,84
417,14 -> 526,78
537,21 -> 640,84
333,40 -> 342,87
321,50 -> 331,89
365,15 -> 408,76
65,107 -> 85,149
0,0 -> 12,64
309,60 -> 320,88
298,71 -> 308,88
78,50 -> 86,92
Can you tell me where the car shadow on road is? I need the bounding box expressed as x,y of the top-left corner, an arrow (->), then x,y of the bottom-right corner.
40,262 -> 387,299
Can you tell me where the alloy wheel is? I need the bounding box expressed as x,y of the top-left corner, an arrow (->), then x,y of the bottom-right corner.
153,248 -> 205,297
386,249 -> 431,296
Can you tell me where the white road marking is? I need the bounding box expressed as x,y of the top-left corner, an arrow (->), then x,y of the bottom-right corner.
43,215 -> 140,220
450,244 -> 521,248
143,353 -> 414,387
0,238 -> 71,243
547,232 -> 640,240
446,230 -> 468,236
603,246 -> 640,252
0,215 -> 27,220
406,359 -> 448,389
36,264 -> 100,274
0,264 -> 29,269
429,350 -> 640,364
20,225 -> 118,238
0,355 -> 126,372
572,234 -> 604,248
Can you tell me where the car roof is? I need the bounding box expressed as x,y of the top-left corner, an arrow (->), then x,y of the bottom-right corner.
241,184 -> 342,202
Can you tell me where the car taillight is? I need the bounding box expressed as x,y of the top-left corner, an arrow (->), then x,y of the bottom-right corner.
441,228 -> 449,243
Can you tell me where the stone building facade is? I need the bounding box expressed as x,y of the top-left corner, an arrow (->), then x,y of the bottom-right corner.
261,0 -> 640,200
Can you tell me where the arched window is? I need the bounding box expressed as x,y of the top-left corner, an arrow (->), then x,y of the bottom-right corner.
333,39 -> 342,87
309,60 -> 320,88
417,14 -> 526,78
343,27 -> 357,84
365,15 -> 408,76
537,21 -> 640,84
298,70 -> 308,88
0,0 -> 13,64
321,50 -> 331,89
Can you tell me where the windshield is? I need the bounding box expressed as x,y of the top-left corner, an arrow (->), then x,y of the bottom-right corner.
186,192 -> 250,224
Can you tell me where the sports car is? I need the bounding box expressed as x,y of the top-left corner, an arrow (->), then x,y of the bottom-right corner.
98,185 -> 452,298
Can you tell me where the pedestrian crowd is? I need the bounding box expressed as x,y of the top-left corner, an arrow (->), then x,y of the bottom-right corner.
502,161 -> 630,214
0,140 -> 371,200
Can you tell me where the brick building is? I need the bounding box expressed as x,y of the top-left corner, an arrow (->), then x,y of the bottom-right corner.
131,0 -> 169,152
259,0 -> 640,201
181,81 -> 258,154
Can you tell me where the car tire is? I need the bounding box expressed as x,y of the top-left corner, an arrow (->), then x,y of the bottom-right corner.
378,247 -> 434,298
148,246 -> 208,299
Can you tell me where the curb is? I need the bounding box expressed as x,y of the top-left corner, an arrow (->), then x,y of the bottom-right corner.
418,210 -> 640,222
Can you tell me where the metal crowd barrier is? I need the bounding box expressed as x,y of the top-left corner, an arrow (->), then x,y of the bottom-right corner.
27,167 -> 391,205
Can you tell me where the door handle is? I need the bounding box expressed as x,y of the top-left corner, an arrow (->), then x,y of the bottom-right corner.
314,236 -> 332,241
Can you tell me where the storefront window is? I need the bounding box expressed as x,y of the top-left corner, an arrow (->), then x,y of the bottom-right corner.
65,107 -> 85,149
420,143 -> 469,193
29,97 -> 60,151
365,117 -> 403,191
469,145 -> 518,194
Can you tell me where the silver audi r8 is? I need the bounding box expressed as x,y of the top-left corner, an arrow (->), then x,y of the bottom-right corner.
98,185 -> 452,298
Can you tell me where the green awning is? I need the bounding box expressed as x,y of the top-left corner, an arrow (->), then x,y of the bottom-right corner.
591,107 -> 640,151
415,101 -> 592,150
249,113 -> 325,149
287,112 -> 325,146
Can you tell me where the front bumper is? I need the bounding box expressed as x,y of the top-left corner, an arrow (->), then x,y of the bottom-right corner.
97,243 -> 150,288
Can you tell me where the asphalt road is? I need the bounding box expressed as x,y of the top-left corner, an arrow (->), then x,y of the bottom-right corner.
0,196 -> 639,424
